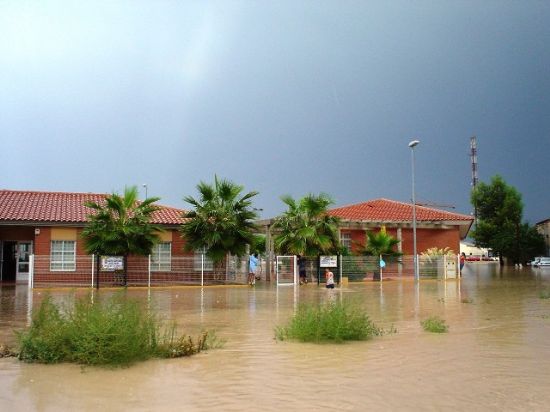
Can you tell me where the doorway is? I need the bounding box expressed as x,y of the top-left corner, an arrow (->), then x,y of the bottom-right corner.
1,241 -> 33,283
1,241 -> 17,282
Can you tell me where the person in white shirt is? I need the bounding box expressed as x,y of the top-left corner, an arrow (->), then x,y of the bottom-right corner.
325,267 -> 335,289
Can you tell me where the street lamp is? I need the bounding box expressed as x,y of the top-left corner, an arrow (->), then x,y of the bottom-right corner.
408,139 -> 420,281
142,183 -> 148,199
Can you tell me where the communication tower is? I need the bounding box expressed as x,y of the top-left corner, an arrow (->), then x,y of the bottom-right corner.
470,136 -> 478,225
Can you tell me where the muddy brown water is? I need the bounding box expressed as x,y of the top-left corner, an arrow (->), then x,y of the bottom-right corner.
1,264 -> 550,411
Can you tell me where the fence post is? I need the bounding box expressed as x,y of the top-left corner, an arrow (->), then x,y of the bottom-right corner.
91,254 -> 95,288
380,254 -> 383,282
339,254 -> 343,285
148,254 -> 151,288
201,252 -> 204,287
28,254 -> 34,289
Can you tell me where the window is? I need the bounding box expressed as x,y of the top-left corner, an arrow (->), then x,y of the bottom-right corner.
50,240 -> 76,271
341,233 -> 352,251
151,242 -> 172,271
194,251 -> 213,271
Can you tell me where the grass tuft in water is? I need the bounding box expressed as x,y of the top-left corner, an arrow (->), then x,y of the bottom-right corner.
539,290 -> 550,300
16,294 -> 221,366
461,297 -> 474,304
275,300 -> 381,343
421,316 -> 448,333
155,324 -> 225,358
0,344 -> 17,358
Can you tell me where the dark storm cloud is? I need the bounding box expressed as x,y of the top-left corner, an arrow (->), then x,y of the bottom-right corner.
1,1 -> 548,222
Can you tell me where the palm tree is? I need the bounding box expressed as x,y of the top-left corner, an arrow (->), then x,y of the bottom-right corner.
356,228 -> 401,280
82,186 -> 162,286
358,229 -> 401,258
180,176 -> 259,264
273,193 -> 340,256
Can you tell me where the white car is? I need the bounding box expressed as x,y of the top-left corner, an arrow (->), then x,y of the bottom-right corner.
533,257 -> 550,267
530,257 -> 542,266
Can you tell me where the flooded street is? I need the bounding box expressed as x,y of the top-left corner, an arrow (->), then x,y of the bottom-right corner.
1,263 -> 550,411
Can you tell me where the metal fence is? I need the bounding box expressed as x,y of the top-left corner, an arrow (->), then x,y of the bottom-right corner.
341,255 -> 458,281
28,254 -> 460,288
29,254 -> 250,288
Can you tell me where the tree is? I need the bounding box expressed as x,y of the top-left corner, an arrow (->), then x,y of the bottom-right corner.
250,234 -> 266,256
421,247 -> 455,262
471,175 -> 545,264
82,186 -> 162,286
272,193 -> 340,256
357,228 -> 401,259
355,228 -> 401,280
180,176 -> 259,264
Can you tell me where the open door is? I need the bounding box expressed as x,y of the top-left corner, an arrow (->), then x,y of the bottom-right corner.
1,241 -> 17,282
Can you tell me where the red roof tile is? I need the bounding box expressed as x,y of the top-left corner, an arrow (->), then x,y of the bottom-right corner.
328,198 -> 473,222
0,190 -> 185,225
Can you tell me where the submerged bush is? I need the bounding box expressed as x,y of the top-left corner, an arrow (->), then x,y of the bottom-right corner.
155,325 -> 225,358
421,316 -> 448,333
275,300 -> 381,343
16,294 -> 220,366
539,290 -> 550,300
17,295 -> 69,363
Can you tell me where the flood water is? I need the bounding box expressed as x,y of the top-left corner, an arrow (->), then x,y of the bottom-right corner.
1,263 -> 550,411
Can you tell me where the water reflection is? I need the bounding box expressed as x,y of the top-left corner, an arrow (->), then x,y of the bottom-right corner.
1,264 -> 550,411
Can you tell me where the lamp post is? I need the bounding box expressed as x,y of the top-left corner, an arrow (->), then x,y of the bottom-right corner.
142,183 -> 148,199
408,139 -> 420,281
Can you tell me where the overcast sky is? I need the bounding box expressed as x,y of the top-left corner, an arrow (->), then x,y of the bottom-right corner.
1,1 -> 549,223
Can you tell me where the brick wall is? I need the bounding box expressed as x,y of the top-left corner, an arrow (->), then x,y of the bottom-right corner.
33,227 -> 51,255
400,227 -> 461,254
341,226 -> 461,255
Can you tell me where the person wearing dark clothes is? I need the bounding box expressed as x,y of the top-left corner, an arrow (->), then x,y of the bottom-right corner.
298,255 -> 307,285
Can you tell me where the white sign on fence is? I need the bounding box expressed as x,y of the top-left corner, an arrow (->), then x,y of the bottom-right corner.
101,256 -> 124,271
319,255 -> 338,267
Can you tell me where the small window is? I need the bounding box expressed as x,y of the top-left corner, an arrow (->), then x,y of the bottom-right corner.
341,233 -> 352,251
50,240 -> 76,271
194,251 -> 213,271
151,242 -> 171,271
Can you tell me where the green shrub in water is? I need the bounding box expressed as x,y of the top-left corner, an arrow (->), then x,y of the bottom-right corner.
17,294 -> 220,366
421,316 -> 448,333
539,290 -> 550,300
16,295 -> 70,363
275,300 -> 381,343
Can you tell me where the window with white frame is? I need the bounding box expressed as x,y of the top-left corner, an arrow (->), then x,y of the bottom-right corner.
151,242 -> 172,271
341,233 -> 352,251
194,251 -> 213,271
50,240 -> 76,271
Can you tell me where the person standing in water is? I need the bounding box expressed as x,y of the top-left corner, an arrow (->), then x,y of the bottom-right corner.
460,252 -> 466,271
298,255 -> 307,285
248,253 -> 259,285
325,267 -> 335,289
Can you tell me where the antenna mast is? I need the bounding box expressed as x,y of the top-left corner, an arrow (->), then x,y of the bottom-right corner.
470,136 -> 478,225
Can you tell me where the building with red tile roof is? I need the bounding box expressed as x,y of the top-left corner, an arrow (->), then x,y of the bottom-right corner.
0,190 -> 184,226
0,189 -> 187,284
327,198 -> 473,255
